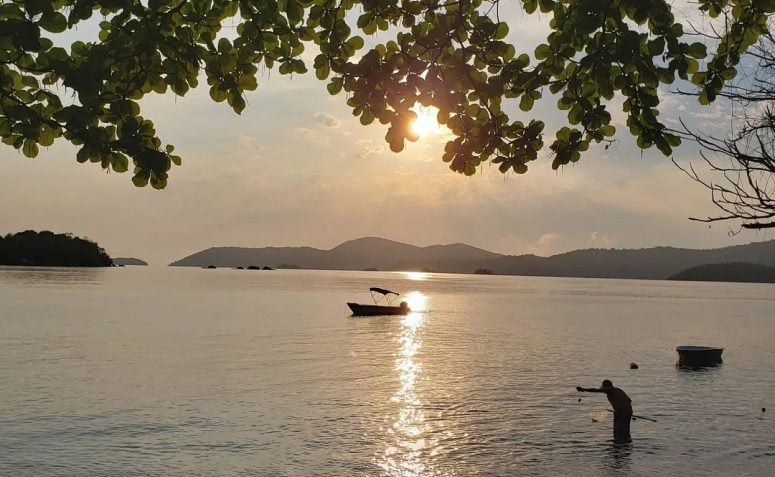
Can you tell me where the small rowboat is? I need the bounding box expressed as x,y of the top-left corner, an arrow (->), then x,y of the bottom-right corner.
676,346 -> 724,368
347,287 -> 410,316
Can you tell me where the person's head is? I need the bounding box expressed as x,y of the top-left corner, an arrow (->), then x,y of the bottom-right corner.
601,379 -> 613,388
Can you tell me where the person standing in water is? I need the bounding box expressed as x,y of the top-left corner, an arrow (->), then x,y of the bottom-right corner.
577,380 -> 633,442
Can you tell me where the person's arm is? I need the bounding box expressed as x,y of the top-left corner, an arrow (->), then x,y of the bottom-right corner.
576,386 -> 605,393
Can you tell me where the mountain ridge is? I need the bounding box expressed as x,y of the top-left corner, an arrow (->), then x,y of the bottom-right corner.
168,237 -> 775,280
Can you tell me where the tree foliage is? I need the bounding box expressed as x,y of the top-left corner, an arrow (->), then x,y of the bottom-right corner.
1,0 -> 772,187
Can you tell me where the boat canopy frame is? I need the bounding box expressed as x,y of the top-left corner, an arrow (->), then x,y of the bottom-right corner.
369,287 -> 399,305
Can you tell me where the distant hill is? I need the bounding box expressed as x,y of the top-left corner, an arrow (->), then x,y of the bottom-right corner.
169,237 -> 501,271
668,262 -> 775,283
478,240 -> 775,279
169,237 -> 775,280
112,257 -> 148,266
0,230 -> 112,267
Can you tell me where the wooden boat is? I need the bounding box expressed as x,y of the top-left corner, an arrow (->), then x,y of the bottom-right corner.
347,287 -> 410,316
676,346 -> 724,368
347,302 -> 410,316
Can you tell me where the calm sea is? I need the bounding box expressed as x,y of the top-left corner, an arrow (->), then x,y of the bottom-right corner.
0,267 -> 773,476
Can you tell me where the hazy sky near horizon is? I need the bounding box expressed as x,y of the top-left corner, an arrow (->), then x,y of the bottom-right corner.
1,6 -> 771,265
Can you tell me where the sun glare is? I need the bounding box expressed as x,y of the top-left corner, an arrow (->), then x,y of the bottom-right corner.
403,291 -> 428,313
404,271 -> 429,281
410,106 -> 443,137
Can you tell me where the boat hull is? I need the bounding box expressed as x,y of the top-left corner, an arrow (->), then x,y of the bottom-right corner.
676,346 -> 724,368
347,302 -> 410,316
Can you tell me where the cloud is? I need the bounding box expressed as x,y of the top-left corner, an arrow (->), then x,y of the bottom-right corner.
359,145 -> 384,158
588,231 -> 614,248
689,103 -> 727,120
526,232 -> 562,256
314,113 -> 341,128
294,127 -> 330,145
235,135 -> 266,156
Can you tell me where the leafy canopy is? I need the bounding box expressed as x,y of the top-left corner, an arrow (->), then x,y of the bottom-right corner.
1,0 -> 772,188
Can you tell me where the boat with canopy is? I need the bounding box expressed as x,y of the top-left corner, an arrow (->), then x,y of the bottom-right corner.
347,287 -> 410,316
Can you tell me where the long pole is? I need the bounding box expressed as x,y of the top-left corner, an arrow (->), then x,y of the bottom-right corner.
606,409 -> 658,422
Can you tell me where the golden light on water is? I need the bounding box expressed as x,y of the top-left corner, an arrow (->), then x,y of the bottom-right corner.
403,271 -> 429,282
410,106 -> 443,137
403,291 -> 428,313
377,291 -> 438,476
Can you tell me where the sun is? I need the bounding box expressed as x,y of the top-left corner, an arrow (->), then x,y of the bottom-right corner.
410,106 -> 442,137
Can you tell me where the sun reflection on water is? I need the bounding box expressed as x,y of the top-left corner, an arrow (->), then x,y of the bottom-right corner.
403,271 -> 430,281
403,291 -> 427,314
377,291 -> 440,476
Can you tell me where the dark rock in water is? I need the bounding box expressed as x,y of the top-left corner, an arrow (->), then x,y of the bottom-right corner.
578,398 -> 582,402
236,266 -> 244,269
262,266 -> 274,270
763,408 -> 766,413
630,362 -> 639,369
247,265 -> 261,270
203,265 -> 217,269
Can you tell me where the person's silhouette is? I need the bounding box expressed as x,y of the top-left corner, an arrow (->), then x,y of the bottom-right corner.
577,380 -> 633,442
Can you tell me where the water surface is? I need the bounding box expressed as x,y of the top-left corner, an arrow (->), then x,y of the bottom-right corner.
1,267 -> 773,476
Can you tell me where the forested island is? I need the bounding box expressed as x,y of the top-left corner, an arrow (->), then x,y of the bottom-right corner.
0,230 -> 112,267
668,262 -> 775,284
112,257 -> 148,266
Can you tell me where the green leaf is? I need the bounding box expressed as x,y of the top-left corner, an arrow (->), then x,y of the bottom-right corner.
665,133 -> 681,147
327,77 -> 343,95
209,86 -> 228,102
686,42 -> 707,59
22,139 -> 39,158
111,153 -> 129,173
494,23 -> 509,40
316,64 -> 330,80
38,125 -> 56,146
286,0 -> 304,24
655,136 -> 671,155
720,68 -> 737,80
519,94 -> 534,111
535,44 -> 552,60
600,125 -> 616,136
648,37 -> 665,56
347,36 -> 364,50
132,173 -> 149,187
39,12 -> 68,33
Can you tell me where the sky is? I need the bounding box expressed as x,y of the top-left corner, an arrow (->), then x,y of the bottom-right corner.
1,5 -> 771,266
